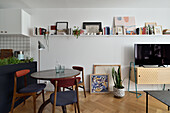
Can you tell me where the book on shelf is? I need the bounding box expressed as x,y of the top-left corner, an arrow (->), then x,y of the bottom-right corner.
33,27 -> 47,36
103,27 -> 110,35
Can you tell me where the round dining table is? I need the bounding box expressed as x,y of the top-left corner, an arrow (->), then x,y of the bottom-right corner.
31,69 -> 80,113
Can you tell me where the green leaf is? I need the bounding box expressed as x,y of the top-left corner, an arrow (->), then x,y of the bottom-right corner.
112,66 -> 123,88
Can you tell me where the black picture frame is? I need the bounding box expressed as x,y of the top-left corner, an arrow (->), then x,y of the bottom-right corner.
56,22 -> 68,35
83,22 -> 102,33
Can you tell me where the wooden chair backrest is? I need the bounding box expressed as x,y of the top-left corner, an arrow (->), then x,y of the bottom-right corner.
72,66 -> 84,82
14,69 -> 30,93
15,69 -> 30,77
51,77 -> 81,88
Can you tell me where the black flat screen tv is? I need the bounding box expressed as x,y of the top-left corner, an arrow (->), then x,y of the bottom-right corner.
134,44 -> 170,66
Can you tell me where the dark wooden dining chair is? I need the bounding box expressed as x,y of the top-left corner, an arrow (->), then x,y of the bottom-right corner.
50,77 -> 81,113
72,66 -> 86,98
10,69 -> 46,113
0,49 -> 13,59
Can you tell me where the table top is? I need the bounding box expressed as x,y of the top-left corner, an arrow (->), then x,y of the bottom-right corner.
144,90 -> 170,106
31,69 -> 80,80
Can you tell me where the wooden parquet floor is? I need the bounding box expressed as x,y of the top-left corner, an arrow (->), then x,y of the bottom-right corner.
13,91 -> 170,113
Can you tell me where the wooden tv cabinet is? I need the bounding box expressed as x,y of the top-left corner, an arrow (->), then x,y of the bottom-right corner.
131,67 -> 170,84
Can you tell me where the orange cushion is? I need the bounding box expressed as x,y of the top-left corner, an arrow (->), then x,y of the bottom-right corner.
16,69 -> 30,77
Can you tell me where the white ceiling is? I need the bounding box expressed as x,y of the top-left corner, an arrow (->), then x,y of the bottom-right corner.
0,0 -> 170,8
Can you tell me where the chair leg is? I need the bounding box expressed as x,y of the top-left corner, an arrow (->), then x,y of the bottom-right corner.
33,95 -> 36,113
77,102 -> 80,113
62,106 -> 67,113
83,85 -> 86,98
52,103 -> 55,113
10,95 -> 16,113
42,90 -> 45,102
74,103 -> 77,113
23,97 -> 26,105
73,85 -> 76,90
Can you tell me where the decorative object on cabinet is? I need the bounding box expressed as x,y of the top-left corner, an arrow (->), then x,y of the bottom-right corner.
0,9 -> 30,36
38,41 -> 45,72
56,22 -> 68,35
114,16 -> 136,34
17,51 -> 24,60
154,25 -> 162,35
83,22 -> 102,35
90,74 -> 109,94
112,67 -> 125,98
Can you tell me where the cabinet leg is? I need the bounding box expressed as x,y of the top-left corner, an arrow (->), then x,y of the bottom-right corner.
128,62 -> 142,98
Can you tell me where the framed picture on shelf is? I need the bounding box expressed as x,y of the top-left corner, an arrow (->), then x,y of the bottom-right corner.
114,16 -> 136,34
145,22 -> 157,28
115,26 -> 124,35
90,74 -> 109,94
154,25 -> 162,35
83,22 -> 102,34
56,22 -> 68,35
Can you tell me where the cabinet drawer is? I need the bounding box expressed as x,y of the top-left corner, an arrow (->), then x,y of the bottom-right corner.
137,68 -> 158,84
131,67 -> 170,84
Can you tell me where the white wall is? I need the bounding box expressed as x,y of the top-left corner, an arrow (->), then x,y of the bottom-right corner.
30,8 -> 170,91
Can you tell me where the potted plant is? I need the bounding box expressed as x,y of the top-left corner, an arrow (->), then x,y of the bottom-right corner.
112,67 -> 125,98
73,26 -> 84,39
0,57 -> 34,66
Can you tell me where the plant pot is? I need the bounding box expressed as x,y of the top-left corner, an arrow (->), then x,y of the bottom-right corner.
113,86 -> 125,98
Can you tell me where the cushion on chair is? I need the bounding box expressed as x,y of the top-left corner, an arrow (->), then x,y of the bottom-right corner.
50,90 -> 77,106
18,83 -> 46,93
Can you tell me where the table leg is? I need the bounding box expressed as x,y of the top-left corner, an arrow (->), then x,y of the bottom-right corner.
38,98 -> 51,113
62,106 -> 67,113
146,93 -> 148,113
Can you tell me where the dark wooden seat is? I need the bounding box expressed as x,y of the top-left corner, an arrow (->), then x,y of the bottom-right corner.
50,77 -> 81,113
10,69 -> 46,113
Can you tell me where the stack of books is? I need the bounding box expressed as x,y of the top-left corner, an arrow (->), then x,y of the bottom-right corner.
103,27 -> 110,35
163,29 -> 170,35
33,27 -> 47,35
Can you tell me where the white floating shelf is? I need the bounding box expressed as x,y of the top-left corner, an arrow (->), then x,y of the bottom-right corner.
32,35 -> 170,37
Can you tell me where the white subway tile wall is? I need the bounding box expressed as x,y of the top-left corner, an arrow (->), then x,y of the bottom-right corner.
0,36 -> 30,57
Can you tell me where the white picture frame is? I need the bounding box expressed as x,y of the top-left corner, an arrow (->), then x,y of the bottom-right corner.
154,25 -> 162,35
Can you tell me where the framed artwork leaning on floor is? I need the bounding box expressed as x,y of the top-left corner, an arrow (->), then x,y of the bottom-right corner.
90,74 -> 109,94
